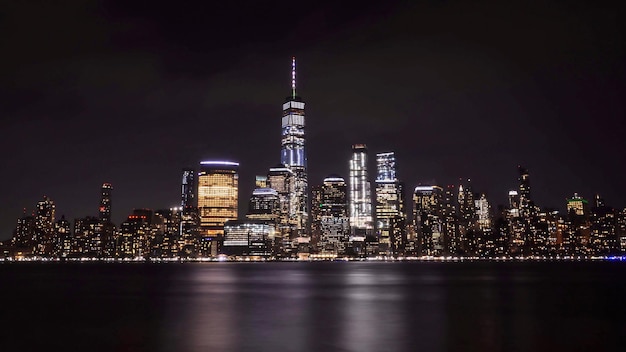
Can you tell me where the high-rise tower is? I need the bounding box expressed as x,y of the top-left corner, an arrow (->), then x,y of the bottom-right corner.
349,144 -> 373,236
99,183 -> 112,222
375,152 -> 405,256
280,57 -> 308,237
197,161 -> 239,238
181,168 -> 196,210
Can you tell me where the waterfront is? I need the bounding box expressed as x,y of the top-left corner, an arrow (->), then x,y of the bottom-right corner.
1,261 -> 624,351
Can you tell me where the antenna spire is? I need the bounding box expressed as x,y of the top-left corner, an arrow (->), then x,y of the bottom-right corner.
291,56 -> 296,98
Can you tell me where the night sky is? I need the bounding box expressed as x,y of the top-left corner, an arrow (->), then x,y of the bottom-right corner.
1,0 -> 624,239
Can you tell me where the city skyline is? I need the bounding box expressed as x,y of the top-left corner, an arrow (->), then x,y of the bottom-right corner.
1,0 -> 624,240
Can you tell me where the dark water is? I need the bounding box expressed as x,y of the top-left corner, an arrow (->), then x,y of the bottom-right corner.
1,261 -> 625,352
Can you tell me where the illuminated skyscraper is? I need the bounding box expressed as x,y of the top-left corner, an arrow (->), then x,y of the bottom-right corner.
246,188 -> 280,225
197,161 -> 239,242
314,175 -> 350,255
255,175 -> 268,189
375,152 -> 405,256
34,196 -> 56,256
99,183 -> 112,222
474,193 -> 494,256
349,144 -> 373,236
518,166 -> 533,217
413,185 -> 444,256
267,164 -> 295,254
458,179 -> 476,255
280,57 -> 308,237
181,168 -> 196,210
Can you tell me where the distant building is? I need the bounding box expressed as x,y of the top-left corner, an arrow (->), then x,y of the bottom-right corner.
280,57 -> 308,239
181,169 -> 196,210
349,144 -> 373,236
246,188 -> 281,225
116,209 -> 153,258
255,175 -> 268,189
314,175 -> 350,255
374,152 -> 405,256
99,183 -> 112,222
567,193 -> 589,217
198,161 -> 239,256
34,196 -> 56,256
267,164 -> 295,254
457,180 -> 476,255
222,220 -> 273,258
474,193 -> 494,256
413,185 -> 444,256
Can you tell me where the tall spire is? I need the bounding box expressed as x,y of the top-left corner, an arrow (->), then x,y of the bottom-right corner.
291,56 -> 296,98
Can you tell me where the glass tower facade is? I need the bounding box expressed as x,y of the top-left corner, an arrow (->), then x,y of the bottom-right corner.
349,144 -> 373,236
280,57 -> 308,237
318,175 -> 350,254
181,168 -> 196,210
198,161 -> 239,237
375,152 -> 405,256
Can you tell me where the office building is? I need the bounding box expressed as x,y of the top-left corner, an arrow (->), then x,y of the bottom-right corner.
280,57 -> 308,238
315,175 -> 350,255
413,185 -> 444,256
349,144 -> 373,236
99,183 -> 112,222
197,161 -> 239,237
374,152 -> 405,256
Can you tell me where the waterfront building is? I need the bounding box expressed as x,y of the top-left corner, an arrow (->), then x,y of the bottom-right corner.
349,144 -> 373,237
181,169 -> 196,210
413,185 -> 444,256
197,160 -> 239,256
222,220 -> 273,258
116,209 -> 153,258
246,188 -> 281,225
457,180 -> 476,255
53,216 -> 72,258
442,185 -> 458,255
315,175 -> 350,255
267,164 -> 296,254
34,196 -> 56,256
280,57 -> 308,238
99,183 -> 112,222
474,193 -> 494,256
589,195 -> 618,255
374,152 -> 405,256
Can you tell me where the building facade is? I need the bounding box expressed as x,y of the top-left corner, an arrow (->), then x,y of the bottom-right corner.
375,152 -> 405,256
280,57 -> 308,238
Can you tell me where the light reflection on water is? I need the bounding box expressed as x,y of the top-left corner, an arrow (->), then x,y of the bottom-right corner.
2,261 -> 625,351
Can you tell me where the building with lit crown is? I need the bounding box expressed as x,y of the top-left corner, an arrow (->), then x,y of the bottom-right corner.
413,185 -> 444,256
375,152 -> 405,256
312,175 -> 350,255
349,144 -> 373,237
280,57 -> 308,238
198,161 -> 239,255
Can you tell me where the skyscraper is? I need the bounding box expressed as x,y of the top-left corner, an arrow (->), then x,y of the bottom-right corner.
280,57 -> 308,237
181,168 -> 196,210
314,175 -> 350,255
413,185 -> 444,256
349,144 -> 373,237
458,179 -> 476,255
197,161 -> 239,250
518,166 -> 532,217
99,183 -> 112,222
34,196 -> 56,256
375,152 -> 405,256
267,164 -> 295,255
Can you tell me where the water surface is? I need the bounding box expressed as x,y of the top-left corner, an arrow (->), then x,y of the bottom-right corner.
1,261 -> 624,351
